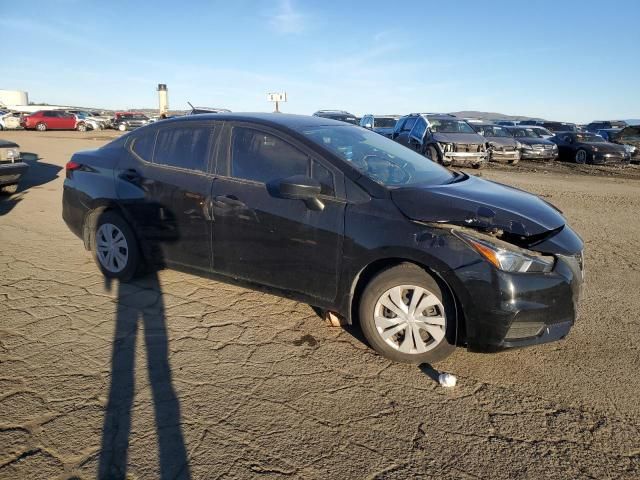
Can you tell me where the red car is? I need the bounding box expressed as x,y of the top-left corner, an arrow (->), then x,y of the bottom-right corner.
21,110 -> 87,132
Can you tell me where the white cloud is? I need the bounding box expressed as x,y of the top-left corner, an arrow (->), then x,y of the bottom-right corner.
267,0 -> 306,34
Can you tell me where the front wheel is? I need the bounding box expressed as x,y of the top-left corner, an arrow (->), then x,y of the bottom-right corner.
426,145 -> 440,164
359,263 -> 455,364
36,122 -> 47,132
118,124 -> 127,132
575,149 -> 588,164
77,122 -> 87,132
91,211 -> 141,281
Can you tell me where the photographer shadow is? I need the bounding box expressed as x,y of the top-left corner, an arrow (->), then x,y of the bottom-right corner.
98,272 -> 191,479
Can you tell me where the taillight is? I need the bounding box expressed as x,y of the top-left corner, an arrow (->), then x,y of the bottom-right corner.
65,160 -> 82,178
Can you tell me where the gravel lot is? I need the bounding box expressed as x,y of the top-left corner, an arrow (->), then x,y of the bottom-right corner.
1,131 -> 639,479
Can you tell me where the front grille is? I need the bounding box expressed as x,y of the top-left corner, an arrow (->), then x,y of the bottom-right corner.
455,144 -> 482,153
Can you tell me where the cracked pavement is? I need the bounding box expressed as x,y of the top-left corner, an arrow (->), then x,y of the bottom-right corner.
1,131 -> 639,479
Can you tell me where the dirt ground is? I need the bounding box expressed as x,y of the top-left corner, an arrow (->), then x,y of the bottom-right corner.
1,130 -> 639,479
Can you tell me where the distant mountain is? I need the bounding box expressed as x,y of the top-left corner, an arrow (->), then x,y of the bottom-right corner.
449,111 -> 543,121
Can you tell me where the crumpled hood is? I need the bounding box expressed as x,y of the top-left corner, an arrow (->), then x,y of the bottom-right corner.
432,132 -> 486,145
391,174 -> 565,236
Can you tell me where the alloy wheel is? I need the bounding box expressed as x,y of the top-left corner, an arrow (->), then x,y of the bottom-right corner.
96,223 -> 129,273
373,285 -> 446,354
576,150 -> 587,164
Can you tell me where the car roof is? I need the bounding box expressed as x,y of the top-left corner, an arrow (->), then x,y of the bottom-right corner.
158,112 -> 352,130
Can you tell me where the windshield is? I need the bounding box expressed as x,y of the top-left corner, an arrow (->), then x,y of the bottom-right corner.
301,125 -> 454,187
374,117 -> 398,128
510,128 -> 541,138
575,133 -> 604,143
534,127 -> 553,136
482,126 -> 511,137
427,118 -> 476,134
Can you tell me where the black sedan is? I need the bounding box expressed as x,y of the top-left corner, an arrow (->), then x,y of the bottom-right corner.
551,132 -> 631,164
62,113 -> 584,364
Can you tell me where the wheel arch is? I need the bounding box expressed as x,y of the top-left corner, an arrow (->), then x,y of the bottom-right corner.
347,256 -> 466,344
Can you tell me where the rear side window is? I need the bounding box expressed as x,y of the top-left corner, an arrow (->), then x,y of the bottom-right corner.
131,130 -> 157,161
154,126 -> 212,171
401,117 -> 417,132
231,127 -> 308,183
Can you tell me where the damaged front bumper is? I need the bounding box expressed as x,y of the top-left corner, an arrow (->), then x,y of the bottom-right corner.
445,225 -> 584,351
0,160 -> 29,186
442,151 -> 487,167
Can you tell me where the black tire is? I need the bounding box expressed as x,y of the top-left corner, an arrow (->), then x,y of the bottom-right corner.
91,210 -> 142,282
575,149 -> 588,164
359,263 -> 456,364
36,122 -> 47,132
0,184 -> 18,195
426,144 -> 440,163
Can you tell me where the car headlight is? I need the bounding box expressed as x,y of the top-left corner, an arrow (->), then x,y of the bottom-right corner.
552,144 -> 558,150
592,147 -> 599,152
6,148 -> 19,160
624,144 -> 636,154
520,143 -> 532,150
456,231 -> 555,273
515,141 -> 523,149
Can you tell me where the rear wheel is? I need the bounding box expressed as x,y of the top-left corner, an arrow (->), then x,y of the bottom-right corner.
359,263 -> 455,364
91,211 -> 141,281
36,122 -> 47,131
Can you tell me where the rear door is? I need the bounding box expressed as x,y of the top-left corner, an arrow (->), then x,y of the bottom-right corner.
211,123 -> 345,302
116,121 -> 219,271
42,111 -> 61,129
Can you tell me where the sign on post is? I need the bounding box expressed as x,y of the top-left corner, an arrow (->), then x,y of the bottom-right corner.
267,92 -> 287,112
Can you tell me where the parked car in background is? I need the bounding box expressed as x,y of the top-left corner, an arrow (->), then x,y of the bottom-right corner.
62,113 -> 584,364
112,113 -> 151,132
607,125 -> 640,162
494,120 -> 518,126
312,110 -> 359,125
518,120 -> 543,126
585,120 -> 627,133
504,126 -> 558,161
21,110 -> 86,131
540,121 -> 578,133
594,128 -> 621,142
0,139 -> 28,194
393,114 -> 487,168
0,111 -> 23,130
551,132 -> 630,165
526,125 -> 555,139
474,124 -> 521,164
67,111 -> 106,131
359,114 -> 400,137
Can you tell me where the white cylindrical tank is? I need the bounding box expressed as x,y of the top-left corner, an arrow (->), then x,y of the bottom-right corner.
0,90 -> 29,106
157,84 -> 169,115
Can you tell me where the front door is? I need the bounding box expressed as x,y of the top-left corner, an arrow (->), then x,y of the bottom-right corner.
211,124 -> 345,302
115,122 -> 219,271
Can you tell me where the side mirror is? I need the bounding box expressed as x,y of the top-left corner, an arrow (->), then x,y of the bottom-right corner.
364,123 -> 372,129
273,175 -> 324,211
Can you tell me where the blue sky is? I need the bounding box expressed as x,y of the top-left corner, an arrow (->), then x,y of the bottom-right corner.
1,0 -> 639,122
